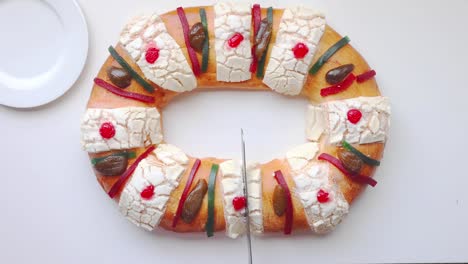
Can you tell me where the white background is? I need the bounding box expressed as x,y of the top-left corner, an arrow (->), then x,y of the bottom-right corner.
1,0 -> 468,263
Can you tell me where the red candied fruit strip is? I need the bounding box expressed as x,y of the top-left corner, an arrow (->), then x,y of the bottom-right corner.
318,153 -> 377,187
249,47 -> 258,73
249,4 -> 261,73
273,170 -> 294,235
320,73 -> 356,97
177,7 -> 201,76
94,78 -> 155,103
172,159 -> 202,228
252,4 -> 262,34
108,145 -> 156,198
356,69 -> 376,83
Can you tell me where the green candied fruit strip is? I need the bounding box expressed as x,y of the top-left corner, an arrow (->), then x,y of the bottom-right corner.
256,7 -> 273,79
309,36 -> 351,75
205,163 -> 219,237
199,8 -> 209,73
108,46 -> 155,93
342,140 -> 381,166
91,151 -> 137,165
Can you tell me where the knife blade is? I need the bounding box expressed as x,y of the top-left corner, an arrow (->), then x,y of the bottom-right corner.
240,129 -> 253,264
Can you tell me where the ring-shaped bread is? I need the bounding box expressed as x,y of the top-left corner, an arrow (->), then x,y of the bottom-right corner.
81,3 -> 390,238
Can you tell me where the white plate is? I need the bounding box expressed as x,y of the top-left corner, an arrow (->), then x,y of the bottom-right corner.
0,0 -> 88,108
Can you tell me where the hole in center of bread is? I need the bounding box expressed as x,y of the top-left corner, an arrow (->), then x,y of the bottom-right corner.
163,90 -> 308,163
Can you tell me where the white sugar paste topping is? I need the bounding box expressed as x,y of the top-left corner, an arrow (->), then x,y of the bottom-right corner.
322,96 -> 391,144
263,7 -> 325,95
214,2 -> 252,82
120,14 -> 197,92
118,148 -> 188,231
219,159 -> 246,238
80,107 -> 162,153
286,142 -> 320,172
247,163 -> 263,234
293,162 -> 349,233
154,144 -> 189,166
306,104 -> 327,142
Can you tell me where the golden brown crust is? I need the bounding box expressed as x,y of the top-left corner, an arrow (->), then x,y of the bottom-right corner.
260,159 -> 310,232
85,6 -> 385,234
159,157 -> 227,232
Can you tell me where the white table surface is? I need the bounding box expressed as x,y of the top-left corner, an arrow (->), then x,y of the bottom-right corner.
1,0 -> 468,263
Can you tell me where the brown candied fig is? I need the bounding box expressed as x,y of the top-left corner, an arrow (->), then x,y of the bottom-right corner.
189,22 -> 206,53
255,18 -> 273,58
325,64 -> 355,85
106,66 -> 132,88
94,155 -> 128,176
337,148 -> 363,174
273,184 -> 287,217
181,179 -> 208,223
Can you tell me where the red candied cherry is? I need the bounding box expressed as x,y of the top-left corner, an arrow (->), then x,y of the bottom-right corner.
99,122 -> 115,139
228,33 -> 244,48
140,185 -> 155,200
317,189 -> 330,203
347,109 -> 362,124
232,196 -> 246,211
145,47 -> 160,64
292,42 -> 309,59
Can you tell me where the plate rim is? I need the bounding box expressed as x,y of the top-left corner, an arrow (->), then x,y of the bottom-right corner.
0,0 -> 89,108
